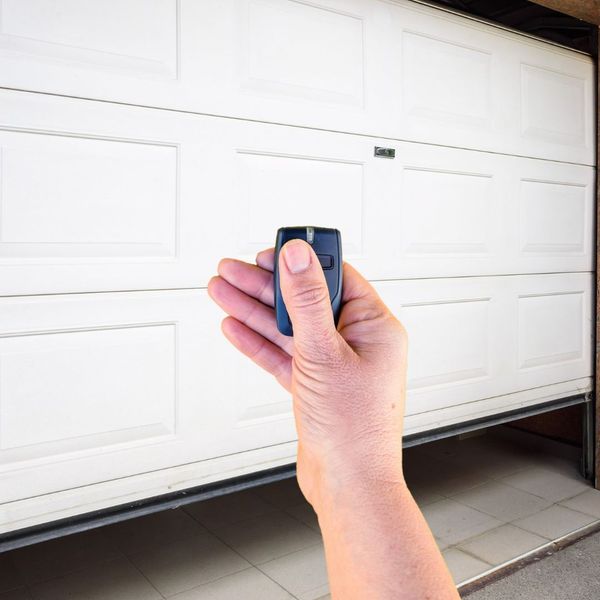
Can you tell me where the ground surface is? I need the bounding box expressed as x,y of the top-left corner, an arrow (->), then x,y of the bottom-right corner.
464,530 -> 600,600
1,427 -> 598,599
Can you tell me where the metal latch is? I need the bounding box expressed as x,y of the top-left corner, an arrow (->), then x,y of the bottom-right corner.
374,146 -> 395,158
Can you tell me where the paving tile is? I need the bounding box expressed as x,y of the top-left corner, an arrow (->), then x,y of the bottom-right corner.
559,488 -> 600,519
442,548 -> 492,585
184,490 -> 277,530
170,567 -> 294,599
10,529 -> 121,586
0,553 -> 24,593
213,511 -> 321,565
514,505 -> 598,540
258,543 -> 329,600
254,478 -> 306,509
434,537 -> 451,551
458,524 -> 547,565
500,467 -> 591,503
103,508 -> 206,555
406,479 -> 446,507
409,487 -> 446,507
0,589 -> 32,600
285,502 -> 321,532
432,437 -> 542,480
452,481 -> 552,522
420,498 -> 503,546
29,557 -> 161,600
129,531 -> 250,597
437,471 -> 493,497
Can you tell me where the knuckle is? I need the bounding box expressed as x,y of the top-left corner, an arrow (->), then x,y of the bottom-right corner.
389,316 -> 409,351
290,283 -> 329,310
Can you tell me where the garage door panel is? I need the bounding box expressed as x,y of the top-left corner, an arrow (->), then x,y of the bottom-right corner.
401,31 -> 492,129
376,279 -> 507,415
234,149 -> 365,257
519,179 -> 587,256
516,280 -> 591,390
0,324 -> 176,464
398,167 -> 494,256
0,0 -> 593,164
391,146 -> 594,279
0,289 -> 295,502
0,130 -> 177,259
375,273 -> 593,415
1,274 -> 592,503
0,89 -> 593,295
238,0 -> 365,107
0,0 -> 178,79
391,2 -> 594,165
520,64 -> 586,148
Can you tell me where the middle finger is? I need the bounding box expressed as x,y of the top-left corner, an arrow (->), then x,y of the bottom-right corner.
218,258 -> 274,307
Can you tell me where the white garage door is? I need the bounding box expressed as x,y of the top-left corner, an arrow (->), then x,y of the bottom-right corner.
0,0 -> 594,531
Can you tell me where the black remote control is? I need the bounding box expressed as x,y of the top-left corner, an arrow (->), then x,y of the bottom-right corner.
274,226 -> 343,337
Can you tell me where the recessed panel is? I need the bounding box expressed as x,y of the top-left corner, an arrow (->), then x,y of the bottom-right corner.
241,0 -> 364,106
0,131 -> 177,258
518,292 -> 583,369
520,179 -> 586,254
521,64 -> 586,146
402,31 -> 491,126
400,168 -> 491,254
0,324 -> 176,462
236,151 -> 363,254
0,0 -> 178,78
401,299 -> 490,390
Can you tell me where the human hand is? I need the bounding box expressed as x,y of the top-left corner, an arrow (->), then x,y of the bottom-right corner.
208,240 -> 408,511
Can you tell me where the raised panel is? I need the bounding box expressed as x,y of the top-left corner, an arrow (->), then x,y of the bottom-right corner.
393,2 -> 594,164
0,325 -> 176,462
0,130 -> 177,258
0,90 -> 594,296
400,167 -> 492,255
240,0 -> 364,106
0,0 -> 178,78
376,273 -> 592,415
402,32 -> 491,127
236,150 -> 363,255
402,299 -> 490,390
0,289 -> 298,503
0,0 -> 593,164
521,64 -> 586,147
518,292 -> 583,369
519,179 -> 586,255
0,274 -> 593,516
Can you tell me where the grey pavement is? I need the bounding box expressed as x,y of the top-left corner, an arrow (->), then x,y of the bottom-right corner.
464,530 -> 600,600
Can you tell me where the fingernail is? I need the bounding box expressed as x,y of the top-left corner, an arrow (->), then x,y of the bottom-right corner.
283,240 -> 311,274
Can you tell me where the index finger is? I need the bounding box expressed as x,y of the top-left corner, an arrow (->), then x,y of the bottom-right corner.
256,247 -> 275,271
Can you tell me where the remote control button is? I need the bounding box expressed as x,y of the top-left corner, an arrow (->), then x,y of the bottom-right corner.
317,254 -> 334,269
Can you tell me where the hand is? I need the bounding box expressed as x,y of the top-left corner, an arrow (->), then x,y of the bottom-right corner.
208,240 -> 408,511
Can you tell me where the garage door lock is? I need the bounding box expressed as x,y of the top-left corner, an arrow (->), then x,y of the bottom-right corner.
374,146 -> 395,158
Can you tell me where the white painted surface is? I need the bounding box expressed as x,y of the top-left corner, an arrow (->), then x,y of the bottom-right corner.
0,378 -> 592,534
0,289 -> 294,502
0,90 -> 594,295
0,0 -> 594,529
375,273 -> 593,416
0,0 -> 594,163
0,274 -> 592,505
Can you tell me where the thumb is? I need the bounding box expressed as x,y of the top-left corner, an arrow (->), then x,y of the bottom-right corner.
279,239 -> 339,357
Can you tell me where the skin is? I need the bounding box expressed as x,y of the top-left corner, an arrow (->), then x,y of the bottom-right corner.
208,239 -> 459,600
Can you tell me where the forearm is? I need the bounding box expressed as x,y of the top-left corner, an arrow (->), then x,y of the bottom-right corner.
315,464 -> 459,600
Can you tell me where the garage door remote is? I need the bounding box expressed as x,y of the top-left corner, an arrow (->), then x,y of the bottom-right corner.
274,226 -> 343,337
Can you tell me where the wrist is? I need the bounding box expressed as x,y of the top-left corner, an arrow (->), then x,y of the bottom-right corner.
306,443 -> 407,518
